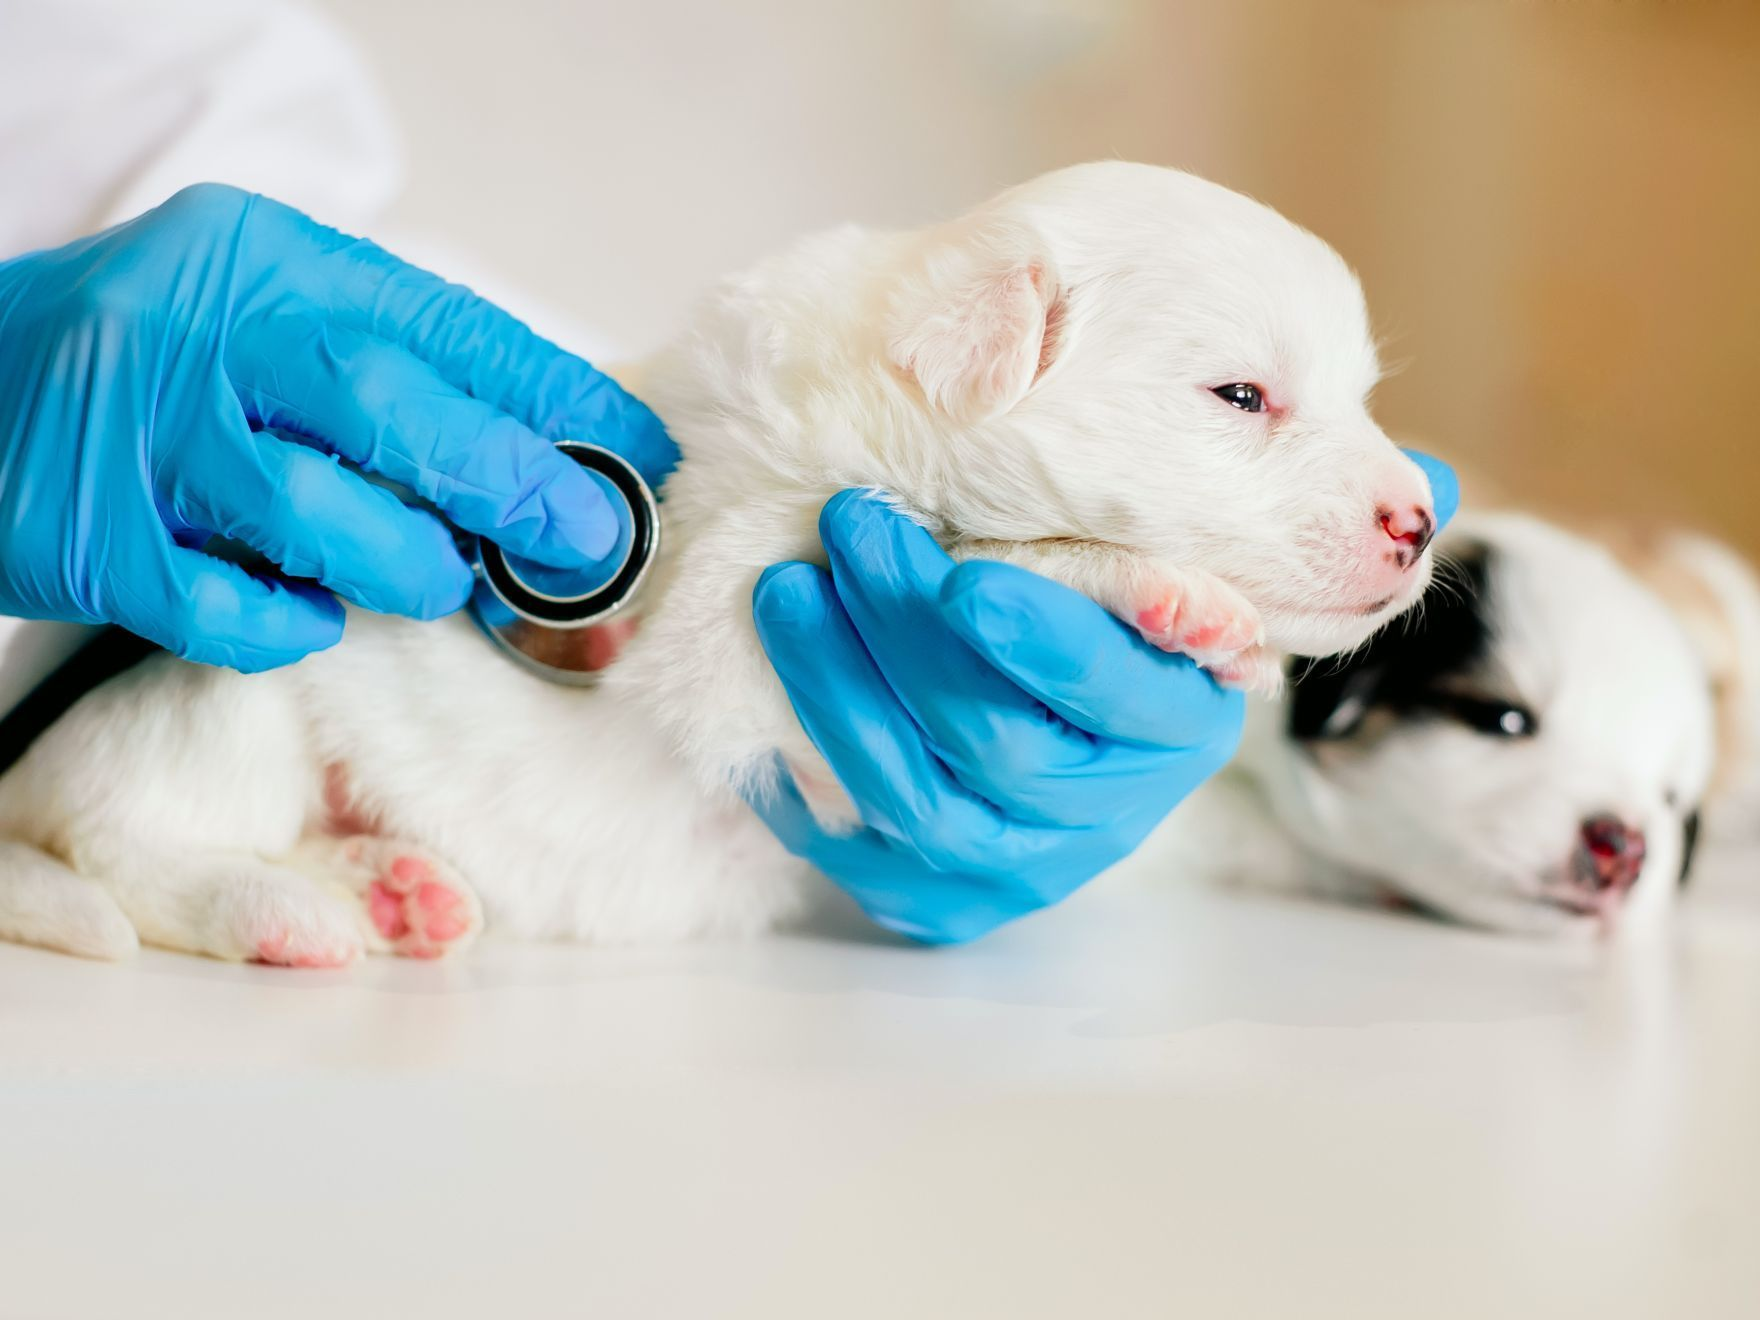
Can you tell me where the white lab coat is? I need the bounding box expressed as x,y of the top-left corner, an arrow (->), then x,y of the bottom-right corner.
0,0 -> 402,711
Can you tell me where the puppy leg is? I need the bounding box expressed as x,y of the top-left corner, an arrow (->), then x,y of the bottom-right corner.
956,539 -> 1282,694
0,841 -> 138,960
289,835 -> 483,960
101,852 -> 365,968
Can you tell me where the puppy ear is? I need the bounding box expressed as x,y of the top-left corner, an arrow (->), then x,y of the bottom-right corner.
1618,530 -> 1760,821
885,219 -> 1061,423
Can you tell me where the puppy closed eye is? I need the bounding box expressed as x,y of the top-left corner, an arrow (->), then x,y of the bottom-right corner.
1211,383 -> 1265,413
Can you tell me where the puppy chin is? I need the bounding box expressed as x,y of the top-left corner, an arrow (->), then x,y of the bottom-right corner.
1386,872 -> 1600,940
1265,593 -> 1423,657
1262,556 -> 1434,656
1392,854 -> 1673,940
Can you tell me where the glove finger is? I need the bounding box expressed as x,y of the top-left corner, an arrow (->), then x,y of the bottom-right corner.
227,318 -> 621,569
255,197 -> 677,488
750,771 -> 1040,945
173,421 -> 473,619
1402,448 -> 1460,532
110,542 -> 345,673
814,491 -> 1179,827
752,559 -> 1072,880
938,558 -> 1245,754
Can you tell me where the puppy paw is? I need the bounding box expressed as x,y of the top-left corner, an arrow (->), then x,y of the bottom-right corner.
312,836 -> 483,960
352,840 -> 481,960
1127,569 -> 1276,688
218,876 -> 365,969
1130,570 -> 1261,656
952,540 -> 1284,699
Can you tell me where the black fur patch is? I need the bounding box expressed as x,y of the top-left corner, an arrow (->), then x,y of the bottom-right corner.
1287,544 -> 1494,741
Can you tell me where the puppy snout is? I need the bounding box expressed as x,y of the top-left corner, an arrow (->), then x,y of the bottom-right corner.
1575,815 -> 1647,893
1378,505 -> 1435,569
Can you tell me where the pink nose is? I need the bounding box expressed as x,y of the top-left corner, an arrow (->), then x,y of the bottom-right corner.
1575,815 -> 1647,893
1378,504 -> 1435,569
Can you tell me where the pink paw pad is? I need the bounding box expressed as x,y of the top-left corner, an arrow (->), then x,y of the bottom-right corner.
364,852 -> 476,959
1182,621 -> 1230,651
365,882 -> 409,940
1135,603 -> 1174,638
1178,611 -> 1258,654
252,926 -> 355,970
1136,599 -> 1258,657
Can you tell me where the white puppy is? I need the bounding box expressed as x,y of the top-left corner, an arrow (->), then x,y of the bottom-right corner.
1161,512 -> 1759,936
0,163 -> 1437,964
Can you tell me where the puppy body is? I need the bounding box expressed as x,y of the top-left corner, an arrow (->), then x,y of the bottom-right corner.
0,163 -> 1439,964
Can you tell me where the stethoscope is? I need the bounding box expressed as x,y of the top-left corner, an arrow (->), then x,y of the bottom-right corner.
465,440 -> 662,686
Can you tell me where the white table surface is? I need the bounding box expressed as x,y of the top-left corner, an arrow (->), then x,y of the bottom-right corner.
3,845 -> 1757,1320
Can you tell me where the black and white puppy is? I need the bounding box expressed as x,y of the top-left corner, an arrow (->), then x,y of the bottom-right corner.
1163,512 -> 1760,936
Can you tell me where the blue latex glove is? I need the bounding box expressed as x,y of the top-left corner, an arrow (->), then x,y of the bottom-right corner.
751,453 -> 1457,945
750,492 -> 1243,945
0,183 -> 675,671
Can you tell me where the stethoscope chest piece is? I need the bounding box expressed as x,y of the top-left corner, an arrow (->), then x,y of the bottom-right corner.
468,441 -> 660,686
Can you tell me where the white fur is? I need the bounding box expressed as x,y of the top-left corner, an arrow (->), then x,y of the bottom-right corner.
0,163 -> 1437,963
1160,513 -> 1742,938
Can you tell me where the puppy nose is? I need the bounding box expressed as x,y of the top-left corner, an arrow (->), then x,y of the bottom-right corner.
1378,505 -> 1435,567
1576,815 -> 1647,892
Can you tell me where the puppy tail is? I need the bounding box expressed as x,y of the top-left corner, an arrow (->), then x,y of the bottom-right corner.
0,839 -> 137,960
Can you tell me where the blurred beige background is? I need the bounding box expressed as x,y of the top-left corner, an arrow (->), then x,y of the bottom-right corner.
314,0 -> 1760,555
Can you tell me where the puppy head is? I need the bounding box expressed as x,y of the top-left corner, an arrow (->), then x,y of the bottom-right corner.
1256,513 -> 1715,936
884,161 -> 1436,656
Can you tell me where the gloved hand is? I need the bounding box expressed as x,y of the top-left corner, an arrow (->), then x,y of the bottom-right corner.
0,183 -> 675,671
750,455 -> 1458,945
749,492 -> 1241,945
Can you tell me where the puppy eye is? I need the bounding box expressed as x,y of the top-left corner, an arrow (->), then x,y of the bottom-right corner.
1430,694 -> 1538,738
1211,383 -> 1265,413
